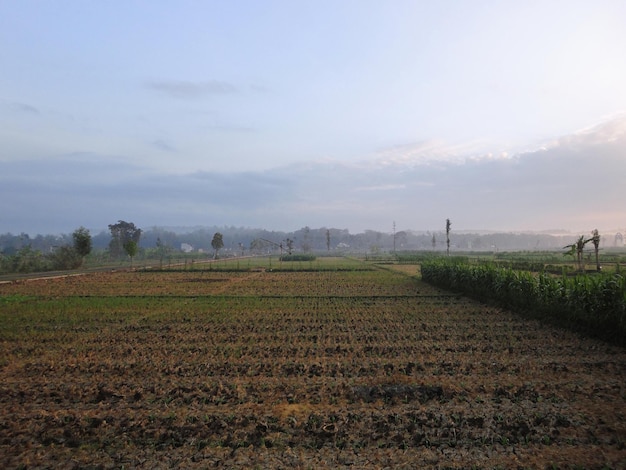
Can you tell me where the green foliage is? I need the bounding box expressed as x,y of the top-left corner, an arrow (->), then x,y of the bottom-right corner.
279,254 -> 317,262
155,237 -> 172,268
211,232 -> 224,257
0,244 -> 82,274
395,253 -> 435,264
5,246 -> 46,273
123,240 -> 139,259
421,258 -> 626,346
49,245 -> 82,270
108,220 -> 142,259
0,294 -> 35,305
72,226 -> 92,260
563,235 -> 593,272
12,246 -> 32,272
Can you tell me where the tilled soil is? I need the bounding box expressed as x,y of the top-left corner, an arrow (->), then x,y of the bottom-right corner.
1,266 -> 625,469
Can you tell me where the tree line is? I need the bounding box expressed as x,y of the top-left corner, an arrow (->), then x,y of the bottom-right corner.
1,221 -> 622,275
0,220 -> 230,274
0,227 -> 92,274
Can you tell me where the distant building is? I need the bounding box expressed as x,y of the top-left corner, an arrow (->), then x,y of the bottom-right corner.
181,243 -> 193,253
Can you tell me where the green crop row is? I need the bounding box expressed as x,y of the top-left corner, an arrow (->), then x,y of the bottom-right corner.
420,259 -> 626,346
279,254 -> 317,262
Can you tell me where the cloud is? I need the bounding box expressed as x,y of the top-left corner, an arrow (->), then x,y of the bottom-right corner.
354,184 -> 406,192
147,80 -> 238,99
553,112 -> 626,147
200,123 -> 255,133
1,116 -> 625,235
370,139 -> 505,168
152,139 -> 175,152
249,84 -> 269,93
1,99 -> 40,114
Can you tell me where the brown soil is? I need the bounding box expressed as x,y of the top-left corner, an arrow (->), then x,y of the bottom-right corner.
0,267 -> 625,469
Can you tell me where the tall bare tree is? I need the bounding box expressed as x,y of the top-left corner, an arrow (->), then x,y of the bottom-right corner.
446,219 -> 451,256
591,229 -> 601,271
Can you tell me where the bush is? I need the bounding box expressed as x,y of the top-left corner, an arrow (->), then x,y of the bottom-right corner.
279,254 -> 316,262
48,246 -> 82,270
9,246 -> 49,273
0,245 -> 82,274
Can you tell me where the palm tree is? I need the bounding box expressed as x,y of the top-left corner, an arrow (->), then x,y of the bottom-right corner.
563,235 -> 592,272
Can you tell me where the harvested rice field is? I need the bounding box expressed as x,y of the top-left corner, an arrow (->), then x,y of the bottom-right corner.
1,258 -> 625,469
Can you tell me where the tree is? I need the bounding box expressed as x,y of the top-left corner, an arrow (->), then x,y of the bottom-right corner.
108,221 -> 142,259
563,235 -> 592,272
302,226 -> 311,253
591,229 -> 601,271
72,226 -> 92,265
49,245 -> 82,270
446,219 -> 451,256
211,232 -> 224,259
123,240 -> 139,267
12,245 -> 44,273
431,233 -> 436,251
395,231 -> 408,249
285,238 -> 294,255
326,229 -> 331,251
156,237 -> 171,268
250,238 -> 266,254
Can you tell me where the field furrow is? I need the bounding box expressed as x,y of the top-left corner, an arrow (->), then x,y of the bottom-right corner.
1,260 -> 625,468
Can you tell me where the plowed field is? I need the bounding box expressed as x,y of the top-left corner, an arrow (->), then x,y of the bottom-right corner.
1,260 -> 625,469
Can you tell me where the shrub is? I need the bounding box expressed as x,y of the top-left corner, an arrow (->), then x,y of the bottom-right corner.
48,246 -> 83,270
279,254 -> 316,262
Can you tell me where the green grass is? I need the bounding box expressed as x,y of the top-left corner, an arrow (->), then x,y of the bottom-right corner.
172,255 -> 371,272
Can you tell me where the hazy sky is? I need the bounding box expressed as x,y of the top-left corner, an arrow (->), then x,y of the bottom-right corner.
1,1 -> 625,235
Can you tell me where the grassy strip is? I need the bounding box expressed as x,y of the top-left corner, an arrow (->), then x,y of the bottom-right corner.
421,259 -> 626,346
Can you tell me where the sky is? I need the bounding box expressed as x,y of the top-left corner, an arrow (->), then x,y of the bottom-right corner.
1,0 -> 625,236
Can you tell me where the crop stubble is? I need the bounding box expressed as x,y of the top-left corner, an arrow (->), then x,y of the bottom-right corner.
1,262 -> 625,468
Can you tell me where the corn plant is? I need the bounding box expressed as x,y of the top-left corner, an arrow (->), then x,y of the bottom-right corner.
421,259 -> 626,346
